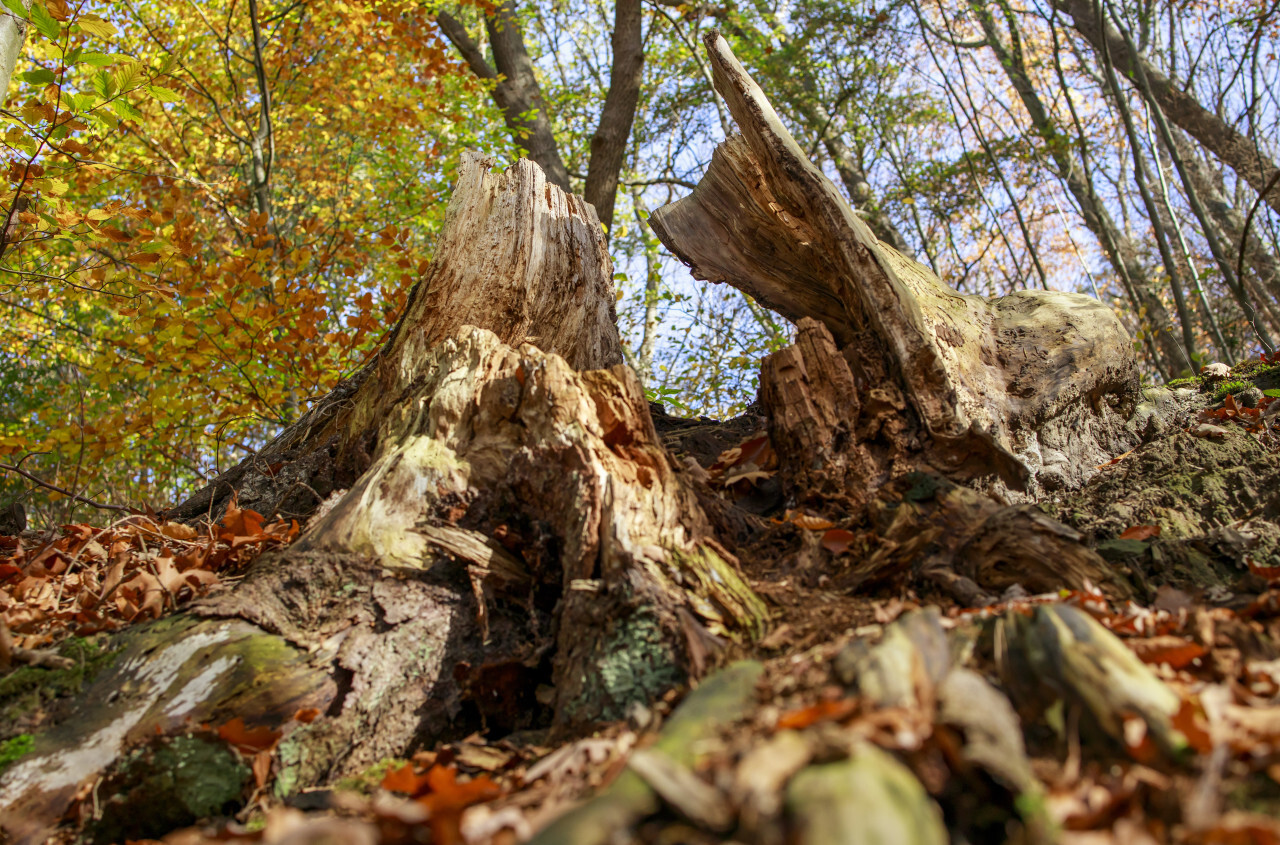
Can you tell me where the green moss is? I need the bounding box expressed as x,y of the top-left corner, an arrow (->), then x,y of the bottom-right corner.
0,636 -> 119,742
331,757 -> 406,795
563,609 -> 685,724
0,733 -> 33,773
1165,377 -> 1197,389
1229,360 -> 1280,381
669,545 -> 769,641
1210,380 -> 1249,402
84,734 -> 250,845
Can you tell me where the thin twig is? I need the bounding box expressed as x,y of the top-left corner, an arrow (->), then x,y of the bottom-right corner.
0,463 -> 131,513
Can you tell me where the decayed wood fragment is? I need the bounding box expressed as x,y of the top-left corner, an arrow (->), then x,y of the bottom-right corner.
651,33 -> 1144,497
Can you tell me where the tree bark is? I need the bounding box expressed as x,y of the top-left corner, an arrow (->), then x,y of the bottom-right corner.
437,0 -> 646,237
582,0 -> 644,236
651,32 -> 1148,499
1056,0 -> 1280,217
437,5 -> 572,193
0,0 -> 30,100
976,0 -> 1187,375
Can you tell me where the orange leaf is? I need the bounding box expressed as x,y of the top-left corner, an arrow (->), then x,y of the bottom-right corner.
1170,697 -> 1213,754
1096,447 -> 1136,469
417,766 -> 502,845
790,512 -> 835,531
252,749 -> 273,788
1119,525 -> 1160,541
217,717 -> 282,754
381,762 -> 431,797
293,707 -> 321,724
821,528 -> 856,554
1248,558 -> 1280,582
1129,636 -> 1206,669
776,698 -> 858,730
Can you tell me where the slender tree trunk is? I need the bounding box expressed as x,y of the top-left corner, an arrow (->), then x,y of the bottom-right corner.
438,0 -> 646,236
437,4 -> 572,192
0,0 -> 30,99
631,187 -> 661,385
978,1 -> 1185,375
1055,0 -> 1280,217
583,0 -> 643,235
1171,130 -> 1280,340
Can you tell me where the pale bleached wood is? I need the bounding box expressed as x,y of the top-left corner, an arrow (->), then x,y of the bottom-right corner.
169,151 -> 624,523
651,33 -> 1147,496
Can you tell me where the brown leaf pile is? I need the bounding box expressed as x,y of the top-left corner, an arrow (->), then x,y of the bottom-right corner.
0,502 -> 298,649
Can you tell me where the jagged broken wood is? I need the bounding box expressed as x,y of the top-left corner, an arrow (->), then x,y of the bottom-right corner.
1,34 -> 1222,845
651,32 -> 1150,500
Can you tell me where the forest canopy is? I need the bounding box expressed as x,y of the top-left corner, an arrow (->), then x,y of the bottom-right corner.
1,0 -> 1278,523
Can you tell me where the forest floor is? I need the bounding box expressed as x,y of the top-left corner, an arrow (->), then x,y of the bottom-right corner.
3,357 -> 1280,845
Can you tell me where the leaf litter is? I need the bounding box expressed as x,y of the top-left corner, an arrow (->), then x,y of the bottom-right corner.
5,399 -> 1280,843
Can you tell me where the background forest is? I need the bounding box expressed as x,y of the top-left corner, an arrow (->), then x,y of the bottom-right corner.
1,0 -> 1278,524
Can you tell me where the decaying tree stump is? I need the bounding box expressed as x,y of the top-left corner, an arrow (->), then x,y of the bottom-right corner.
650,33 -> 1153,501
0,36 -> 1214,845
644,32 -> 1192,600
0,153 -> 764,844
166,153 -> 625,525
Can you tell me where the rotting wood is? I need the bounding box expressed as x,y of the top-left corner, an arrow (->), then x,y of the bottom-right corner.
0,160 -> 765,844
167,150 -> 624,525
650,32 -> 1150,499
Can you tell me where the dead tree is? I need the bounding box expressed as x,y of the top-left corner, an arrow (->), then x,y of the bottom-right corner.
0,34 -> 1172,844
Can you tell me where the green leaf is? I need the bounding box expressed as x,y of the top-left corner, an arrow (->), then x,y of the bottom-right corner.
90,70 -> 113,100
1264,389 -> 1280,398
146,85 -> 181,103
28,2 -> 59,40
89,109 -> 117,130
156,52 -> 180,75
112,61 -> 143,93
76,50 -> 117,67
19,68 -> 55,85
0,0 -> 28,20
110,98 -> 143,121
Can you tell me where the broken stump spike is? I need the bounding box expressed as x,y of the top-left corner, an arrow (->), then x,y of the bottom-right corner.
650,32 -> 1144,498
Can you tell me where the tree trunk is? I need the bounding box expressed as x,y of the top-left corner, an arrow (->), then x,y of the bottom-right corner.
651,32 -> 1148,500
1055,0 -> 1280,217
438,0 -> 646,237
0,151 -> 765,843
976,0 -> 1188,375
0,36 -> 1208,845
0,0 -> 29,100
